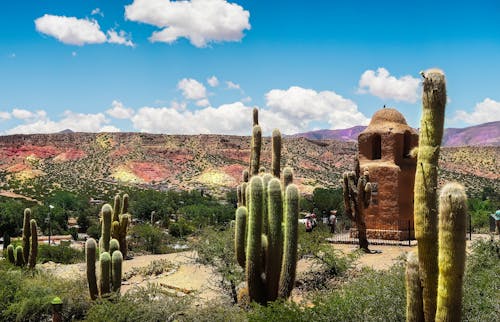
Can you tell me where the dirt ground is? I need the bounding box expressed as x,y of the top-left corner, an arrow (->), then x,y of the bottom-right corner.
40,234 -> 493,302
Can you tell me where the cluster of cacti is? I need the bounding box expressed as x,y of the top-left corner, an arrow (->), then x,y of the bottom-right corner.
86,198 -> 127,299
7,208 -> 38,268
342,158 -> 372,252
235,107 -> 300,305
407,69 -> 468,322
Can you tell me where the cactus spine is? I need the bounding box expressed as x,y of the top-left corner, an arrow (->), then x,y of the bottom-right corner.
435,183 -> 467,322
7,244 -> 15,264
86,238 -> 99,300
111,250 -> 123,292
406,251 -> 424,322
22,208 -> 31,263
413,69 -> 446,322
28,219 -> 38,268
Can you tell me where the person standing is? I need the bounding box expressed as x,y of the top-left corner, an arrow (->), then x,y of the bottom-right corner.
329,210 -> 337,234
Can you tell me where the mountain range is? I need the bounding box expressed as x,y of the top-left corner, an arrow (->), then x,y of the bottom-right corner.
292,121 -> 500,147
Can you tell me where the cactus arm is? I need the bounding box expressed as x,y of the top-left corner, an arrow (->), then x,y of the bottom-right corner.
283,167 -> 293,188
253,107 -> 259,126
99,252 -> 111,295
414,69 -> 446,322
435,183 -> 467,322
86,238 -> 99,300
101,204 -> 113,253
22,208 -> 31,263
121,194 -> 129,214
15,246 -> 25,267
406,251 -> 424,322
242,170 -> 249,183
235,206 -> 247,268
262,174 -> 273,235
111,221 -> 120,239
250,125 -> 262,176
246,176 -> 266,304
271,129 -> 281,178
278,184 -> 299,299
28,219 -> 38,269
237,185 -> 242,207
112,195 -> 121,222
118,214 -> 130,258
111,250 -> 123,293
7,244 -> 15,264
266,178 -> 283,301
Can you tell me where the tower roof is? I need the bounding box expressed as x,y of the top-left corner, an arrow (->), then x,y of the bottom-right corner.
361,108 -> 416,134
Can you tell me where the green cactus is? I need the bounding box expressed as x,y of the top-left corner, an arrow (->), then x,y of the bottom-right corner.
15,246 -> 24,267
283,167 -> 293,188
237,185 -> 242,207
7,244 -> 15,264
22,208 -> 31,264
435,183 -> 467,322
121,194 -> 129,214
261,173 -> 273,235
266,178 -> 283,301
111,250 -> 123,292
101,204 -> 112,253
99,252 -> 111,295
278,183 -> 299,299
85,238 -> 99,300
113,195 -> 121,222
242,169 -> 249,183
259,166 -> 266,174
413,69 -> 446,322
249,125 -> 262,176
118,213 -> 130,258
271,129 -> 281,178
342,161 -> 372,253
28,219 -> 38,269
252,107 -> 258,126
235,206 -> 247,268
406,251 -> 424,322
109,238 -> 120,256
246,176 -> 266,304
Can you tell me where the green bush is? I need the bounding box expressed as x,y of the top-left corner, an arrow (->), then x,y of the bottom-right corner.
169,219 -> 194,238
130,223 -> 166,254
38,244 -> 85,264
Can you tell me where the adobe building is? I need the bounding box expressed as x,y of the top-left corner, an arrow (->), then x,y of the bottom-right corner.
357,108 -> 418,240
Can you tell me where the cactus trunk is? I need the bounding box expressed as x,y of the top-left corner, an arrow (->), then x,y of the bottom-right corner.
15,246 -> 24,266
111,250 -> 123,292
283,167 -> 293,188
28,219 -> 38,269
266,178 -> 283,301
99,252 -> 111,295
250,125 -> 262,176
86,238 -> 99,300
414,69 -> 446,322
271,129 -> 281,178
7,244 -> 15,264
101,204 -> 112,253
22,208 -> 31,263
235,207 -> 247,268
406,251 -> 424,322
435,183 -> 467,322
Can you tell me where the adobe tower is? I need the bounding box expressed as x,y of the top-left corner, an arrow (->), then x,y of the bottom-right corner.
357,108 -> 418,240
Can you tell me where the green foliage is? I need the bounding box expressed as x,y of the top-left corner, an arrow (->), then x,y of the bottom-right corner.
468,197 -> 495,232
169,218 -> 195,238
130,223 -> 166,254
83,284 -> 190,322
312,187 -> 344,217
0,199 -> 27,237
38,244 -> 85,264
179,203 -> 234,227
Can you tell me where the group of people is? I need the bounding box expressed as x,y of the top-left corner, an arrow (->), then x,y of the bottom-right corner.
304,210 -> 338,233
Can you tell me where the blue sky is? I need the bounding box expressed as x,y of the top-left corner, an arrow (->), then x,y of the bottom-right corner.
1,0 -> 499,135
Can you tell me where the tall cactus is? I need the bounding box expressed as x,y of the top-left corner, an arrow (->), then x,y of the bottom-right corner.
111,250 -> 123,292
28,219 -> 38,269
271,129 -> 281,178
99,252 -> 111,295
283,167 -> 293,188
266,179 -> 283,301
435,183 -> 467,322
86,238 -> 99,300
342,160 -> 372,253
101,204 -> 112,253
15,246 -> 24,266
111,194 -> 131,258
22,208 -> 31,263
406,251 -> 424,322
413,69 -> 446,322
249,125 -> 262,176
252,107 -> 258,126
7,244 -> 15,264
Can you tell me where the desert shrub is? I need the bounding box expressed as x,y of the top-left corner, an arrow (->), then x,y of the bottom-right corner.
169,218 -> 195,238
181,302 -> 247,321
0,267 -> 90,321
84,284 -> 190,322
179,203 -> 234,227
462,238 -> 500,321
38,244 -> 85,264
468,198 -> 495,232
130,223 -> 167,254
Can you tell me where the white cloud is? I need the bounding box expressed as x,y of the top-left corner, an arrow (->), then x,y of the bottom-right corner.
265,86 -> 369,130
125,0 -> 251,47
242,96 -> 252,103
358,68 -> 420,103
107,30 -> 135,47
35,14 -> 107,46
207,76 -> 219,87
100,125 -> 121,132
195,99 -> 210,107
178,78 -> 207,100
11,108 -> 47,120
0,111 -> 11,120
226,81 -> 242,91
91,8 -> 104,17
106,100 -> 135,119
5,111 -> 114,134
453,98 -> 500,125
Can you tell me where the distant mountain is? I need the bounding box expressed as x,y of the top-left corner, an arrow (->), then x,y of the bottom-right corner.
292,121 -> 500,147
58,129 -> 74,134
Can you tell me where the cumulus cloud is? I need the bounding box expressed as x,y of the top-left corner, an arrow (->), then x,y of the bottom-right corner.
99,125 -> 121,132
207,76 -> 219,87
0,111 -> 11,120
226,81 -> 242,91
35,14 -> 107,45
4,111 -> 116,134
358,68 -> 420,103
265,86 -> 369,130
125,0 -> 251,47
12,108 -> 47,120
107,30 -> 135,47
35,14 -> 134,46
106,100 -> 135,119
195,99 -> 210,107
131,101 -> 297,135
91,8 -> 104,17
453,98 -> 500,125
178,78 -> 207,100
